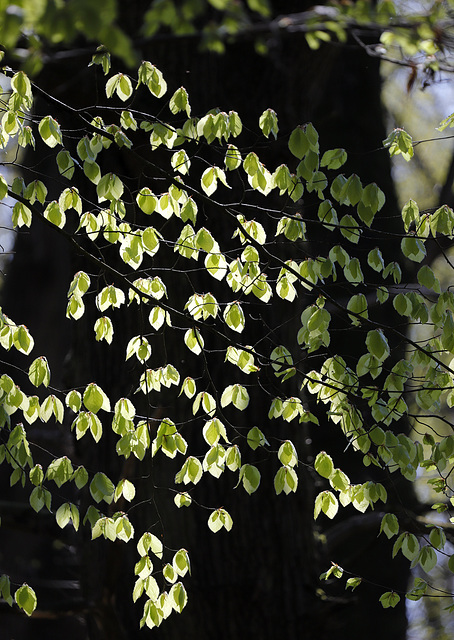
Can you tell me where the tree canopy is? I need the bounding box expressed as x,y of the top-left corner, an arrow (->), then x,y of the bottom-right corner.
1,1 -> 454,638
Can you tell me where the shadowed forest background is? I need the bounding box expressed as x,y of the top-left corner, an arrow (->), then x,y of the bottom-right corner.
1,1 -> 454,639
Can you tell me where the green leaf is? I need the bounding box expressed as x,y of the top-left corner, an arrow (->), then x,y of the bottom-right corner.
59,187 -> 82,214
174,492 -> 192,508
56,150 -> 75,180
163,563 -> 177,584
106,73 -> 133,101
314,451 -> 334,479
89,46 -> 111,74
40,394 -> 64,423
367,247 -> 385,272
273,165 -> 293,194
136,187 -> 157,214
46,456 -> 73,487
89,472 -> 115,504
274,466 -> 298,495
223,302 -> 245,333
278,441 -> 298,467
97,173 -> 124,202
401,199 -> 419,232
247,427 -> 269,450
96,285 -> 125,312
383,262 -> 402,284
259,108 -> 278,139
137,532 -> 163,559
28,356 -> 50,387
289,126 -> 309,159
180,376 -> 196,399
345,174 -> 363,206
15,584 -> 37,616
72,466 -> 88,490
11,71 -> 33,108
201,167 -> 229,196
169,582 -> 188,613
361,183 -> 385,213
347,294 -> 368,325
175,456 -> 203,485
418,546 -> 437,573
44,201 -> 65,228
243,152 -> 260,177
94,316 -> 114,344
77,136 -> 96,162
344,258 -> 363,284
320,148 -> 347,170
115,514 -> 135,542
330,469 -> 350,492
29,464 -> 43,486
429,526 -> 446,550
226,445 -> 241,471
171,149 -> 191,175
383,128 -> 413,161
137,62 -> 167,98
430,204 -> 454,237
448,555 -> 454,574
220,384 -> 249,410
238,464 -> 261,494
83,382 -> 110,413
30,486 -> 52,513
225,144 -> 242,171
314,491 -> 338,519
17,126 -> 35,149
208,508 -> 233,533
135,556 -> 153,580
401,235 -> 426,262
417,265 -> 440,293
66,390 -> 82,413
402,533 -> 419,561
169,87 -> 190,116
339,215 -> 360,244
203,418 -> 228,445
0,175 -> 7,200
195,227 -> 216,253
12,202 -> 32,228
0,574 -> 13,606
56,502 -> 79,531
366,329 -> 390,362
346,577 -> 362,591
379,513 -> 399,539
320,563 -> 343,581
376,286 -> 389,304
379,591 -> 401,608
356,202 -> 373,226
172,549 -> 190,579
437,111 -> 454,131
38,116 -> 62,148
114,478 -> 136,502
193,391 -> 216,416
228,111 -> 242,137
184,328 -> 204,355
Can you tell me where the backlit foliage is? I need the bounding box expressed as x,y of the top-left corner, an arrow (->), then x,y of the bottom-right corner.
1,29 -> 454,624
